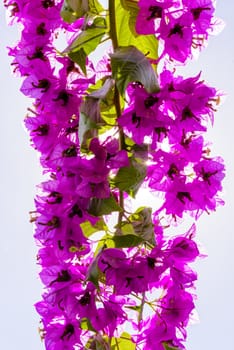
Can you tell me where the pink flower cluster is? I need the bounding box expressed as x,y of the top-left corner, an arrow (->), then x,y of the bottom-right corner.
136,0 -> 218,62
120,71 -> 225,219
4,1 -> 224,349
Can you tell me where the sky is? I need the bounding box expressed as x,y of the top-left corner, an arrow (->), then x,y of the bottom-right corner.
0,1 -> 234,350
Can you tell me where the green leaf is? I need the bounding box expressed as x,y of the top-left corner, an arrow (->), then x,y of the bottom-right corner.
89,77 -> 117,130
79,78 -> 118,144
86,256 -> 104,288
120,0 -> 139,12
80,219 -> 106,238
99,88 -> 124,128
63,17 -> 107,52
116,207 -> 155,245
60,0 -> 88,23
113,234 -> 144,248
89,77 -> 115,100
88,0 -> 104,14
163,344 -> 182,350
94,233 -> 115,256
110,46 -> 159,96
85,336 -> 110,350
119,222 -> 135,235
68,48 -> 87,75
111,332 -> 136,350
131,143 -> 149,160
61,0 -> 104,23
86,77 -> 126,132
120,0 -> 139,35
88,194 -> 122,216
120,0 -> 139,11
79,79 -> 115,148
129,207 -> 156,245
88,78 -> 116,113
115,2 -> 158,61
78,111 -> 98,150
63,17 -> 107,73
112,158 -> 147,197
96,343 -> 110,350
80,317 -> 95,331
125,305 -> 142,312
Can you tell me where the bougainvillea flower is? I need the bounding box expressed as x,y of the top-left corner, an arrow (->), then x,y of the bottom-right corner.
158,14 -> 193,62
136,0 -> 180,35
160,286 -> 195,325
148,149 -> 188,191
194,157 -> 225,195
43,320 -> 82,350
170,262 -> 198,286
167,235 -> 200,262
118,85 -> 163,144
183,0 -> 215,35
142,315 -> 181,350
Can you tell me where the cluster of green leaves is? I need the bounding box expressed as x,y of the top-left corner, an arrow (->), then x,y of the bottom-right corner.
61,0 -> 107,73
84,332 -> 136,350
111,157 -> 147,198
114,1 -> 158,61
80,204 -> 155,254
63,16 -> 107,74
61,0 -> 159,87
124,206 -> 155,245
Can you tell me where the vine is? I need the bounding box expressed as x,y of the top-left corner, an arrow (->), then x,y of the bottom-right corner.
4,1 -> 225,349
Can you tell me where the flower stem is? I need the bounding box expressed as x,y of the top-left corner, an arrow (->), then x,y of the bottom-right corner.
109,0 -> 125,227
109,0 -> 118,50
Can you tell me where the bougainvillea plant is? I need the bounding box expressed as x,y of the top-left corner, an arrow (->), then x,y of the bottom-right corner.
4,0 -> 225,349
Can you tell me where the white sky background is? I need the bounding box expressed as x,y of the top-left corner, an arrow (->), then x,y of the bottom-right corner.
0,1 -> 234,349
